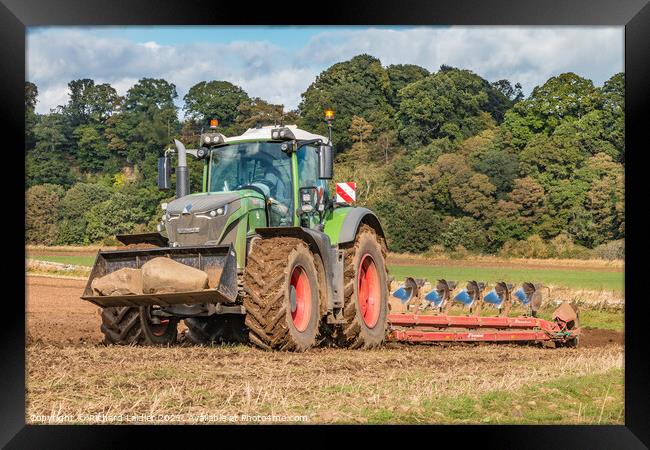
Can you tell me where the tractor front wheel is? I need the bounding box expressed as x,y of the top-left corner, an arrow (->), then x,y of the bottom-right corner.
100,306 -> 178,346
339,224 -> 389,349
243,238 -> 321,351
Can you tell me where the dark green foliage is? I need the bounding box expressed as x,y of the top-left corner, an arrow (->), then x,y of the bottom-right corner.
471,148 -> 519,195
57,183 -> 112,244
440,217 -> 487,251
183,80 -> 250,133
486,219 -> 526,253
397,68 -> 509,147
25,82 -> 38,150
65,79 -> 120,126
25,63 -> 624,257
26,184 -> 65,245
235,97 -> 286,133
491,80 -> 524,103
386,64 -> 429,108
26,152 -> 75,189
107,78 -> 180,164
85,192 -> 152,243
73,124 -> 112,172
374,199 -> 442,253
501,72 -> 602,149
298,54 -> 395,149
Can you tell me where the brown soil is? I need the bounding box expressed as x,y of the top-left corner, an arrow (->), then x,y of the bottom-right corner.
26,276 -> 102,346
580,327 -> 624,348
123,243 -> 158,249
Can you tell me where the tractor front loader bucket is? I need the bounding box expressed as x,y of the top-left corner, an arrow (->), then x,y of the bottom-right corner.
81,244 -> 238,308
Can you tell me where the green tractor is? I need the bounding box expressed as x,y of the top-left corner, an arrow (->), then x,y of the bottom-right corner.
82,117 -> 390,351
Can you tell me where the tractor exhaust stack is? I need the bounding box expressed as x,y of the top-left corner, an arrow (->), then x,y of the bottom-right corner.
174,139 -> 190,199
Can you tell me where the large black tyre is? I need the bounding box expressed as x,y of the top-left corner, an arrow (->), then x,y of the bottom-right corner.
100,306 -> 178,346
183,314 -> 249,346
139,307 -> 179,345
243,237 -> 321,351
338,224 -> 390,349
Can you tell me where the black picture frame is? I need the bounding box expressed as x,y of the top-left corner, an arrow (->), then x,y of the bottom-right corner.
3,0 -> 648,447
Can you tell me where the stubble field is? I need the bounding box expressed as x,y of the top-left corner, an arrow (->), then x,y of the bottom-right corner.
25,261 -> 624,424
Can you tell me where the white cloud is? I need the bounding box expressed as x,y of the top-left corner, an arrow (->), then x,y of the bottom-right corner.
298,26 -> 623,90
27,27 -> 623,115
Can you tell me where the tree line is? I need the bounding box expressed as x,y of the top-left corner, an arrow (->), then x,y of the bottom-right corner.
25,54 -> 624,259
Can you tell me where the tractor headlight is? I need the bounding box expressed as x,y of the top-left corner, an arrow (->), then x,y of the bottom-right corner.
208,206 -> 226,217
204,136 -> 212,144
271,127 -> 296,141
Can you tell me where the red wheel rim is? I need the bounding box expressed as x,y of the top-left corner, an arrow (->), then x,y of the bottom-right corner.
145,308 -> 170,337
358,254 -> 381,328
149,319 -> 170,337
290,266 -> 312,332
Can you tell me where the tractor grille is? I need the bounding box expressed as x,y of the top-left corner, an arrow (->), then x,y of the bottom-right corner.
167,213 -> 228,246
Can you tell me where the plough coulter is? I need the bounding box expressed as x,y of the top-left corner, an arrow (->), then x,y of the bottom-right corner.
388,277 -> 580,347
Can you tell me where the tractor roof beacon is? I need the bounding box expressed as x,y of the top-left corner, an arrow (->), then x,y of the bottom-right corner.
82,117 -> 391,351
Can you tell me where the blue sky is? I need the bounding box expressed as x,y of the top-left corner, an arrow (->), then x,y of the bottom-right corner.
27,26 -> 624,115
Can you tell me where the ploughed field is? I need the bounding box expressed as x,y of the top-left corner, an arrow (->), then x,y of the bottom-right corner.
25,274 -> 624,425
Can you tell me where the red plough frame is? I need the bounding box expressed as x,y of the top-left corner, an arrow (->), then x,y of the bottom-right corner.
387,313 -> 580,344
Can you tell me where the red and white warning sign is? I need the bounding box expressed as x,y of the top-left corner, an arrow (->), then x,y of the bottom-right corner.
336,182 -> 356,203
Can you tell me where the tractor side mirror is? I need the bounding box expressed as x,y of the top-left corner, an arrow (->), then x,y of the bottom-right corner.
157,155 -> 172,190
318,144 -> 334,179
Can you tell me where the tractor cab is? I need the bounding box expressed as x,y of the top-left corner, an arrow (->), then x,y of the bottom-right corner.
210,125 -> 333,228
155,123 -> 335,267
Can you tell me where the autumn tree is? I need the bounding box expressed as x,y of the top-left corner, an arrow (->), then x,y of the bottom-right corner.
183,80 -> 250,133
298,54 -> 395,149
386,64 -> 429,108
501,72 -> 602,149
397,67 -> 509,147
234,97 -> 285,132
26,184 -> 65,245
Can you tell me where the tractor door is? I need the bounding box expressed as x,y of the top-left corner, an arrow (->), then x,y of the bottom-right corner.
296,145 -> 330,228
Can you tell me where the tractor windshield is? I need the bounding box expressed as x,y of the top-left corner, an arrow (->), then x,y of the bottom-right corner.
208,142 -> 293,226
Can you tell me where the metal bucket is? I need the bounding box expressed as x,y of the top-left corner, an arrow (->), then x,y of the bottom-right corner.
81,244 -> 238,308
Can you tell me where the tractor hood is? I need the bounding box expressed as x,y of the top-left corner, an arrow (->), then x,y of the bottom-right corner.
166,192 -> 242,216
164,192 -> 249,247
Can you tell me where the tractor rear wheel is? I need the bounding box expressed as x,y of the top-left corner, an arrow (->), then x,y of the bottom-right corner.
243,238 -> 321,351
183,314 -> 249,346
100,306 -> 178,346
338,224 -> 389,349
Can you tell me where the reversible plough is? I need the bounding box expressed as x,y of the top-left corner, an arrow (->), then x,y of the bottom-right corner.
387,277 -> 580,347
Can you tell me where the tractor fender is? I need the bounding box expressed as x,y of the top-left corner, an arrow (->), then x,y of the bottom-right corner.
254,227 -> 344,313
337,207 -> 386,245
255,227 -> 333,264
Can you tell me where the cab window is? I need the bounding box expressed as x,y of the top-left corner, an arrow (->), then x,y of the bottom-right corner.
297,145 -> 329,206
